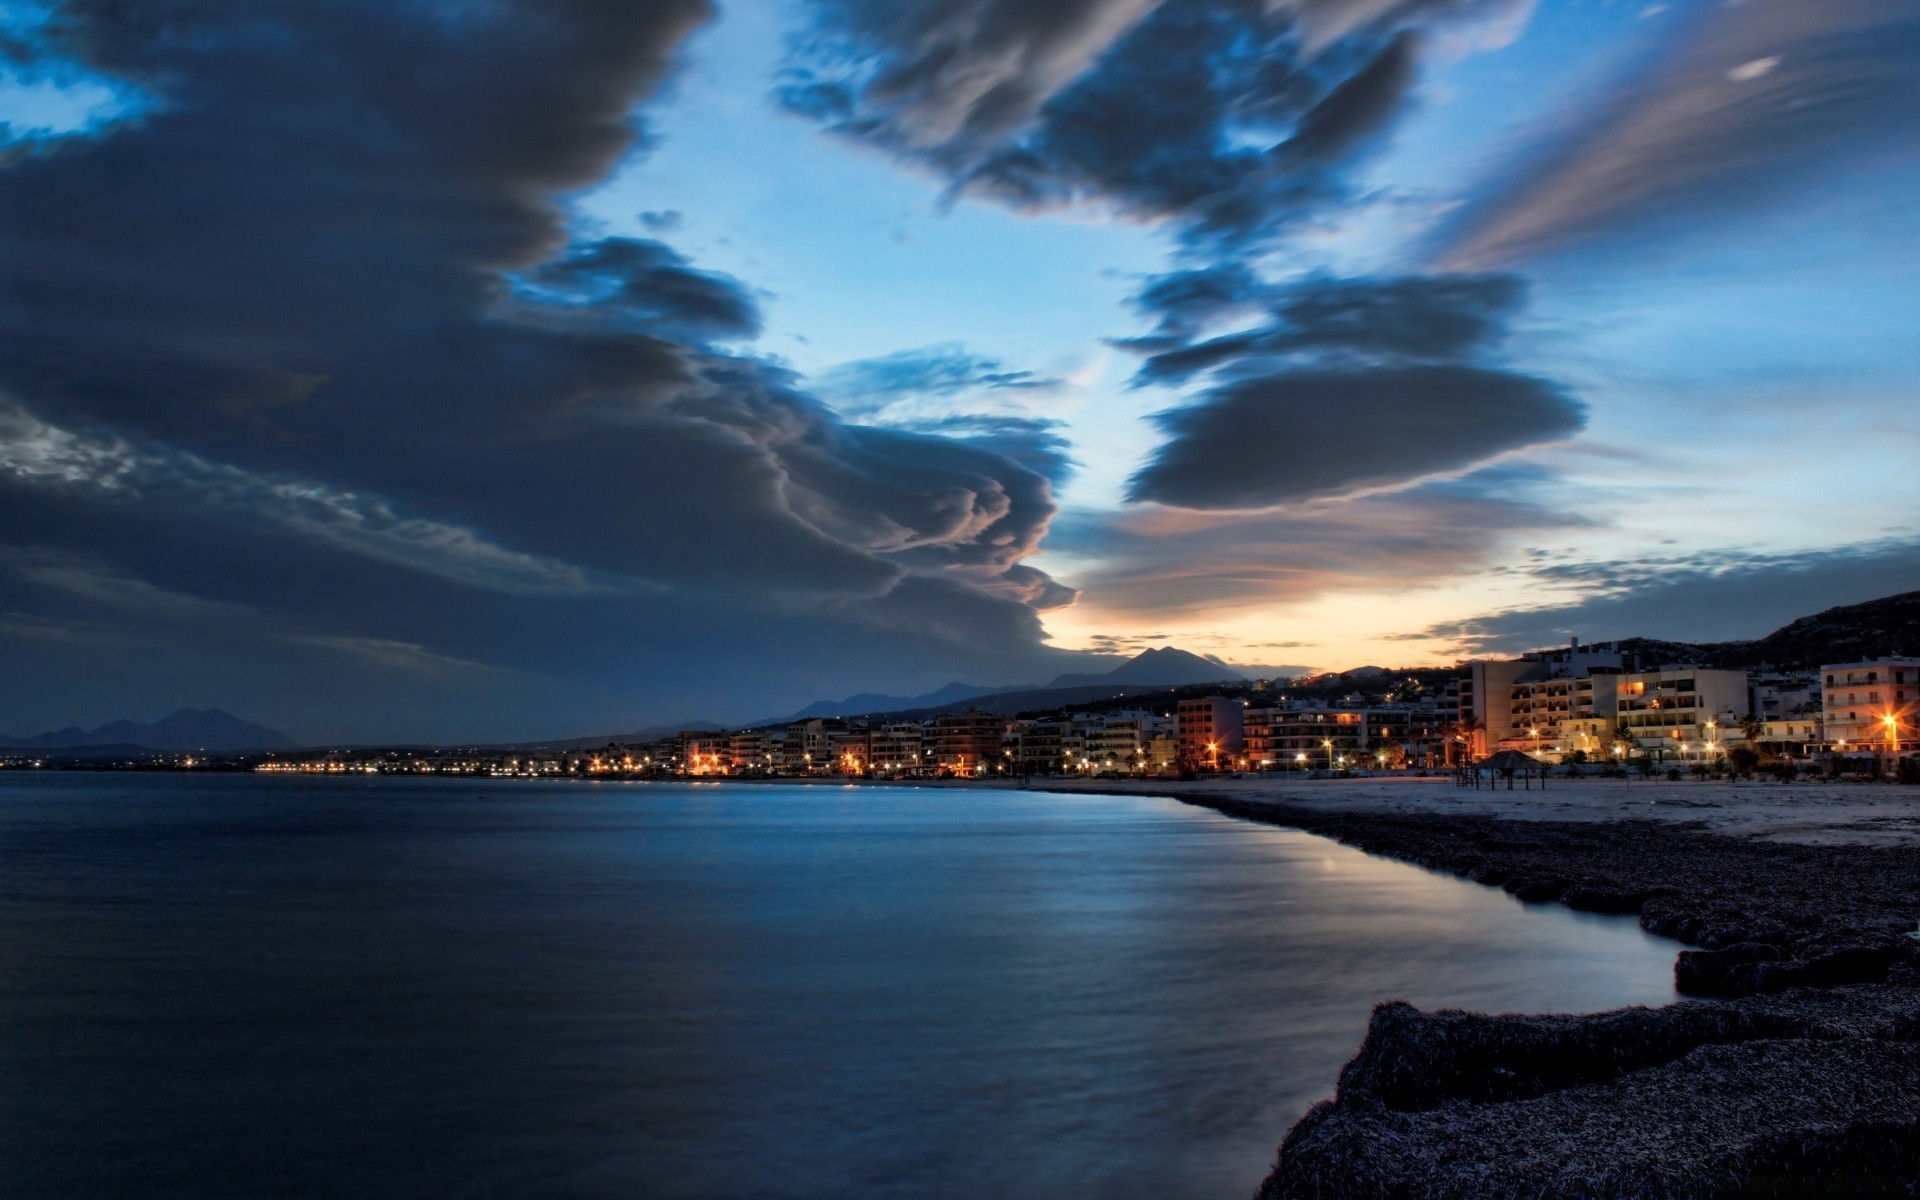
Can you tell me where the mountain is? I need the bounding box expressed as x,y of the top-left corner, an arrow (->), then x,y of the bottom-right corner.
513,720 -> 727,750
777,680 -> 1015,722
753,647 -> 1242,728
1,708 -> 298,752
1607,590 -> 1920,671
1043,646 -> 1243,690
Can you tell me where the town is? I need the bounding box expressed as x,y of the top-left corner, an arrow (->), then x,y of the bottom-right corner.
239,647 -> 1919,783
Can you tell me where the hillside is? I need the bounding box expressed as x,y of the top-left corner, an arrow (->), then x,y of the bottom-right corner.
1610,590 -> 1920,670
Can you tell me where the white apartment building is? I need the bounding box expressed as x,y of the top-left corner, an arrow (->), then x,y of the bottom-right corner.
1614,668 -> 1750,759
1821,657 -> 1920,751
1088,711 -> 1171,771
1461,641 -> 1624,758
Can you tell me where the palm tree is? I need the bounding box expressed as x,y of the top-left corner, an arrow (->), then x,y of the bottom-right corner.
1457,716 -> 1486,764
1739,714 -> 1767,758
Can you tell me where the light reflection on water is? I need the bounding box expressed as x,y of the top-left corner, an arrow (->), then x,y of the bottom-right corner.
0,775 -> 1677,1199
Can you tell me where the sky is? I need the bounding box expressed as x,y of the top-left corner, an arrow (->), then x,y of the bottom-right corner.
1,0 -> 1917,744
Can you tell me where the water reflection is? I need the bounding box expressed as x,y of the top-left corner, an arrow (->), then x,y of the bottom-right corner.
0,775 -> 1676,1199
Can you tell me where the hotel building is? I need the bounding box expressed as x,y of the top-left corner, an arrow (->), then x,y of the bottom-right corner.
1822,657 -> 1920,751
1175,696 -> 1244,769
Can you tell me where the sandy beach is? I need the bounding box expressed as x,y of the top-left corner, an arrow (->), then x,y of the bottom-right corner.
1025,772 -> 1920,847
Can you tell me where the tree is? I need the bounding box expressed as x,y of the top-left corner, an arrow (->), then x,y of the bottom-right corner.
1728,746 -> 1761,779
1457,716 -> 1486,763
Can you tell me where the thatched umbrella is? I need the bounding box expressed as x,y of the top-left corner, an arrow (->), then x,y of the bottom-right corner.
1473,748 -> 1549,790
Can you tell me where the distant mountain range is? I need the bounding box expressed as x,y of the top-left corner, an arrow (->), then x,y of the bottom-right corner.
1609,590 -> 1920,671
760,645 -> 1228,721
758,646 -> 1243,725
520,647 -> 1247,747
0,708 -> 298,752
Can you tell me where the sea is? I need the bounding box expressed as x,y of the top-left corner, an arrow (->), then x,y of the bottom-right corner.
0,774 -> 1679,1199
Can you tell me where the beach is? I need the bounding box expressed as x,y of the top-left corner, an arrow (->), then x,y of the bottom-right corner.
1021,774 -> 1920,1195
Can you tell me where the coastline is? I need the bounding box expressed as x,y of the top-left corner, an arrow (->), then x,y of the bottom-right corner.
1020,776 -> 1920,1196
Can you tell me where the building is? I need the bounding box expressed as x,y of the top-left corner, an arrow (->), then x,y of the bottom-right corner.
829,728 -> 872,774
680,731 -> 729,775
728,729 -> 771,774
1175,696 -> 1244,770
1758,716 -> 1822,756
1146,730 -> 1178,774
1243,704 -> 1281,766
934,711 -> 1006,776
868,724 -> 926,775
1087,711 -> 1171,772
1614,668 -> 1750,760
1750,674 -> 1821,722
1821,657 -> 1920,751
1010,719 -> 1070,775
1460,640 -> 1624,758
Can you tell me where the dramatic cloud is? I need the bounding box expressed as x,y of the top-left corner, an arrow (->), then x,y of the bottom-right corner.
1052,470 -> 1584,619
815,343 -> 1059,415
1125,271 -> 1526,383
1436,0 -> 1920,269
1128,365 -> 1578,509
902,415 -> 1078,488
1422,539 -> 1920,656
0,0 -> 1100,738
1120,272 -> 1582,508
782,0 -> 1529,247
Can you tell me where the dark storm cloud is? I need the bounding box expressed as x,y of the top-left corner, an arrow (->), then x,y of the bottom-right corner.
0,0 -> 1095,738
1127,271 -> 1526,384
1119,272 -> 1580,509
781,0 -> 1524,247
1421,539 -> 1920,656
1128,365 -> 1578,509
900,415 -> 1078,488
1436,0 -> 1920,270
513,237 -> 762,341
781,0 -> 1570,516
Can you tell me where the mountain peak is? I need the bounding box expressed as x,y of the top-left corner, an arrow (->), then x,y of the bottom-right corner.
0,709 -> 297,752
1045,646 -> 1243,690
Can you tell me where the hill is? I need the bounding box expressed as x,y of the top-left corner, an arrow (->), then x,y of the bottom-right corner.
1609,590 -> 1920,671
0,708 -> 298,752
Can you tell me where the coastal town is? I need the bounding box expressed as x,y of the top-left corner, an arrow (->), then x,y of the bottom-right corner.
236,646 -> 1919,783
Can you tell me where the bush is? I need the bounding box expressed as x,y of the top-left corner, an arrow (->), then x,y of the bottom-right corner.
1899,757 -> 1920,786
1666,767 -> 1683,782
1728,746 -> 1761,779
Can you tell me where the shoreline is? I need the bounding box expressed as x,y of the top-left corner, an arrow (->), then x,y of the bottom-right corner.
1019,778 -> 1920,1196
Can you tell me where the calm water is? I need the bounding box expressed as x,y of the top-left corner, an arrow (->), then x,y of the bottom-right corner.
0,774 -> 1678,1199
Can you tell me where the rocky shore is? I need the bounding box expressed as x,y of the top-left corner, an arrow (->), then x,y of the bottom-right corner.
1143,790 -> 1920,1197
